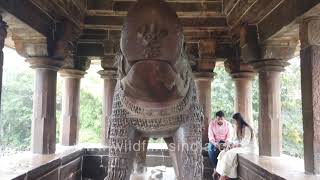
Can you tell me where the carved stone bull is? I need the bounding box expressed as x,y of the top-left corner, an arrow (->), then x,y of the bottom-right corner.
105,1 -> 204,179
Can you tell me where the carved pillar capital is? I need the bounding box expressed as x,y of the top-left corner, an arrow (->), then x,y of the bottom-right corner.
63,56 -> 91,71
250,59 -> 289,72
198,39 -> 216,59
101,55 -> 117,71
193,71 -> 215,81
98,69 -> 118,80
300,16 -> 320,49
26,57 -> 64,71
53,21 -> 82,59
59,69 -> 86,79
225,59 -> 256,80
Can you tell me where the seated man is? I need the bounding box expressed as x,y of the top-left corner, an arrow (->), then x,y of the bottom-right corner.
208,111 -> 232,171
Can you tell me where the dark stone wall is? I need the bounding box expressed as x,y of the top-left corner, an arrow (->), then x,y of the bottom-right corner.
82,148 -> 109,180
10,148 -> 214,180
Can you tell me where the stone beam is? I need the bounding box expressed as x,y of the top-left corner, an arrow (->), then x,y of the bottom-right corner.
258,0 -> 320,42
0,0 -> 53,37
227,0 -> 284,27
227,0 -> 258,27
30,0 -> 86,28
240,0 -> 284,25
76,43 -> 104,57
77,42 -> 233,60
87,0 -> 222,16
240,24 -> 299,62
84,16 -> 228,31
223,0 -> 239,15
79,29 -> 232,44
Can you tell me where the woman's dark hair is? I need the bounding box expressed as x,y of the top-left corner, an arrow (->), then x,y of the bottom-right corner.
232,113 -> 253,141
216,111 -> 225,118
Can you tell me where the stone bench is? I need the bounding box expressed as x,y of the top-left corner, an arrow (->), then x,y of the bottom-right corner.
238,154 -> 320,180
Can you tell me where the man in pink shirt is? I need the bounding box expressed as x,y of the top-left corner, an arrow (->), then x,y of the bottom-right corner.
208,111 -> 232,169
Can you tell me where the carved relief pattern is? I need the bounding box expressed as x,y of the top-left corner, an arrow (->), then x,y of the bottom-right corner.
308,19 -> 320,46
312,48 -> 320,143
137,22 -> 168,58
105,81 -> 204,179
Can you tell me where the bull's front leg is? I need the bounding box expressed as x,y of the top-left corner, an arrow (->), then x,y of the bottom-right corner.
173,120 -> 203,180
133,137 -> 149,174
104,118 -> 137,180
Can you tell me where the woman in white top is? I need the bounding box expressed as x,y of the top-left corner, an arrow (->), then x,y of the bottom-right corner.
215,113 -> 256,180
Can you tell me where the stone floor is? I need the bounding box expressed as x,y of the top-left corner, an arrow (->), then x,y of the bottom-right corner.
131,166 -> 176,180
1,145 -> 320,180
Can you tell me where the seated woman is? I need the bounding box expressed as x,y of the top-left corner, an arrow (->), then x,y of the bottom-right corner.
215,113 -> 256,180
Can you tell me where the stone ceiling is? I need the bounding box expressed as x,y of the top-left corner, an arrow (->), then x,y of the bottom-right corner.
0,0 -> 319,61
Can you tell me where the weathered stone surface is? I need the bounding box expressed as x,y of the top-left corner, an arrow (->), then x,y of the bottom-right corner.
84,148 -> 109,156
232,73 -> 255,125
193,72 -> 214,145
82,156 -> 108,180
258,71 -> 282,156
258,0 -> 320,42
0,16 -> 7,111
300,45 -> 320,174
300,16 -> 320,49
37,169 -> 59,180
59,157 -> 82,180
87,0 -> 222,14
60,69 -> 86,146
198,39 -> 216,59
251,59 -> 288,156
98,68 -> 117,145
27,58 -> 64,154
0,0 -> 52,36
26,158 -> 61,179
60,149 -> 85,165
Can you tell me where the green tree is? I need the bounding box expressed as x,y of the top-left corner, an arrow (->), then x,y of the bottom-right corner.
211,60 -> 303,158
281,60 -> 303,158
0,70 -> 34,154
78,89 -> 102,143
211,67 -> 235,120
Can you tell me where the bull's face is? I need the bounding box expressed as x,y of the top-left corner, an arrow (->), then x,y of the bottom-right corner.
118,0 -> 190,105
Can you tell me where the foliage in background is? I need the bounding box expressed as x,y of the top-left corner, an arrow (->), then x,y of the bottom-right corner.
211,67 -> 235,120
0,70 -> 33,156
281,60 -> 303,157
78,90 -> 102,143
212,59 -> 303,158
0,51 -> 303,158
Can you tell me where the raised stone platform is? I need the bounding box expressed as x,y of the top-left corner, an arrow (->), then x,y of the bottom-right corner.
1,146 -> 319,180
238,154 -> 320,180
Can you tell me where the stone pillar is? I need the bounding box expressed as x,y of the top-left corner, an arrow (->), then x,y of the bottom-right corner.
251,60 -> 288,156
193,72 -> 214,145
98,69 -> 117,145
59,69 -> 86,146
300,16 -> 320,174
0,17 -> 7,108
231,72 -> 255,125
27,58 -> 63,154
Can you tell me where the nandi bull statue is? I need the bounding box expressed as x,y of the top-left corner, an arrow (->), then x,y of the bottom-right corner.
105,0 -> 204,179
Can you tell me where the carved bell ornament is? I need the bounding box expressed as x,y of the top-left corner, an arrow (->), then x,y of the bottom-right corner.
120,0 -> 184,64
